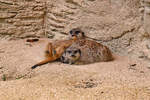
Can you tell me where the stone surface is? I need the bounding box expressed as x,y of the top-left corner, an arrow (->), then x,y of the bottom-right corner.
0,0 -> 45,37
0,0 -> 150,57
143,0 -> 150,35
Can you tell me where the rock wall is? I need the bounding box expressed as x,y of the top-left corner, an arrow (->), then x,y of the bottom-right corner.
143,0 -> 150,34
0,0 -> 150,57
0,0 -> 45,38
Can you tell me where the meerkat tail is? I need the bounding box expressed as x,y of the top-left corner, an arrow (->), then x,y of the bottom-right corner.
31,57 -> 58,69
31,65 -> 39,69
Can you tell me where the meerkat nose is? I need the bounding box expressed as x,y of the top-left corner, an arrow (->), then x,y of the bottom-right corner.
71,55 -> 76,57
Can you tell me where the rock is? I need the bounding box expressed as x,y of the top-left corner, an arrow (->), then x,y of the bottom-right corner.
0,0 -> 150,57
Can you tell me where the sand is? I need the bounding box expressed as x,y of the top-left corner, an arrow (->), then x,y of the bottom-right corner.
0,38 -> 150,100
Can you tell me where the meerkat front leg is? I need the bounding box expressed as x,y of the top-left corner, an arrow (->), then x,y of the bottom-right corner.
31,43 -> 56,69
31,36 -> 78,69
31,44 -> 67,69
44,42 -> 56,58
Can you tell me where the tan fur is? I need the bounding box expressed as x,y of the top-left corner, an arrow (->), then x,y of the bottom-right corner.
61,35 -> 113,65
31,28 -> 84,69
31,36 -> 78,69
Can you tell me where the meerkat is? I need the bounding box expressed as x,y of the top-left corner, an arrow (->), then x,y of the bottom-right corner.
60,30 -> 113,65
31,28 -> 85,69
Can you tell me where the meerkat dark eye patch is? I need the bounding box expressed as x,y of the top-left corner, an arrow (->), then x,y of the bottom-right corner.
75,31 -> 80,34
74,50 -> 79,54
70,30 -> 73,34
82,32 -> 85,36
67,50 -> 72,53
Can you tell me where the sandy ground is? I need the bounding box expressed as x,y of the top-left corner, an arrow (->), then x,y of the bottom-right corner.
0,39 -> 150,100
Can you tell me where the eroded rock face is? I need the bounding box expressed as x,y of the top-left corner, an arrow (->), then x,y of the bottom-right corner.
0,0 -> 45,37
143,0 -> 150,34
0,0 -> 150,57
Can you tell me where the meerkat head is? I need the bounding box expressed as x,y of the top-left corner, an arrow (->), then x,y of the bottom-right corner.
60,47 -> 81,64
69,28 -> 85,39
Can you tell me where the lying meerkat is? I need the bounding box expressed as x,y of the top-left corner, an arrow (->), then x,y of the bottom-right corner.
60,30 -> 113,65
31,28 -> 85,69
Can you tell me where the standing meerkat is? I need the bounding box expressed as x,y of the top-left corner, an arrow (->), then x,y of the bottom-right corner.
60,29 -> 113,65
31,28 -> 85,69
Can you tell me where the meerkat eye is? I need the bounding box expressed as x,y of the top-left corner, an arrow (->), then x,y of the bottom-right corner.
67,50 -> 72,53
70,30 -> 73,34
75,31 -> 80,34
74,50 -> 78,54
